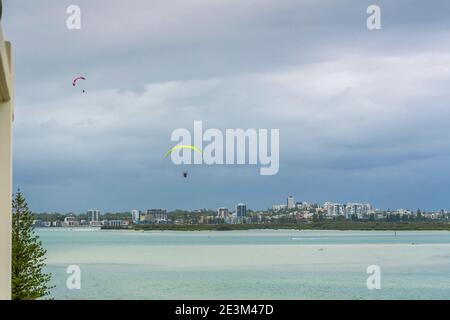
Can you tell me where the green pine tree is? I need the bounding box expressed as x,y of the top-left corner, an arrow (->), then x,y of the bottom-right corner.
12,189 -> 53,300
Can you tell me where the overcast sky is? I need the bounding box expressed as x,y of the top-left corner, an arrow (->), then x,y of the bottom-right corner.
4,0 -> 450,212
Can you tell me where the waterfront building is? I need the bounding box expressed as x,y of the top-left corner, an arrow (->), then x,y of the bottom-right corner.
52,220 -> 63,227
396,209 -> 412,216
272,204 -> 287,211
236,203 -> 247,217
131,209 -> 140,224
104,220 -> 122,227
324,202 -> 346,217
296,202 -> 313,210
145,209 -> 168,224
87,209 -> 100,223
63,215 -> 80,227
345,203 -> 373,219
33,220 -> 51,228
287,196 -> 295,209
217,207 -> 229,219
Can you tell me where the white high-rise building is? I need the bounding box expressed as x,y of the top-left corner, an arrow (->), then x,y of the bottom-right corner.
145,209 -> 168,224
324,202 -> 345,217
217,207 -> 229,219
345,203 -> 374,218
87,209 -> 100,223
131,209 -> 140,223
287,196 -> 295,209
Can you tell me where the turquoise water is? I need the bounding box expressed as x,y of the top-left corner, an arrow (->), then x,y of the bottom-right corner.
36,229 -> 450,300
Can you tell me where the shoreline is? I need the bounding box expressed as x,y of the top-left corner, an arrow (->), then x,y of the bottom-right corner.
100,222 -> 450,232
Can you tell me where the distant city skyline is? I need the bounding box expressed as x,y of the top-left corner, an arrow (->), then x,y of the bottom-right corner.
33,197 -> 449,229
35,195 -> 448,215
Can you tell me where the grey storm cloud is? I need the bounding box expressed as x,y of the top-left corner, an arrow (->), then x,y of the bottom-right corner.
3,0 -> 450,211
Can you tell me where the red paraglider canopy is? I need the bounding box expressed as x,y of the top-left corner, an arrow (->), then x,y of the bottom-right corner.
72,76 -> 86,86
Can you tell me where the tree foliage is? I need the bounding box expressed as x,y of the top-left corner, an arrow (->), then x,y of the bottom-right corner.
12,190 -> 53,300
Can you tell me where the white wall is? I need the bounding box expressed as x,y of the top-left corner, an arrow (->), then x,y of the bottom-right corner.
0,24 -> 13,300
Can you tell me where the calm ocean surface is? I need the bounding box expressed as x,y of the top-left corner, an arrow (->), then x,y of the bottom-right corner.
36,228 -> 450,300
